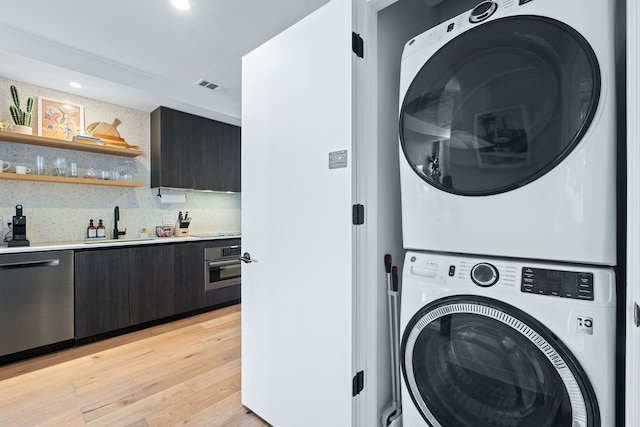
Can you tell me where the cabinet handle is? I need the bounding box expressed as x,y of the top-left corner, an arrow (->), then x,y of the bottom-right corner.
635,302 -> 640,328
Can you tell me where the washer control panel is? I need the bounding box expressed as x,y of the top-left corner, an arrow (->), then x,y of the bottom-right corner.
521,267 -> 594,300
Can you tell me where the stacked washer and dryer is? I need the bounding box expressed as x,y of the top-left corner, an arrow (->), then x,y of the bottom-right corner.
397,0 -> 618,426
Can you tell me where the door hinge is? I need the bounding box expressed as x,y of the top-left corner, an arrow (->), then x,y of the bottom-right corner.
352,370 -> 364,396
352,32 -> 364,58
352,204 -> 365,225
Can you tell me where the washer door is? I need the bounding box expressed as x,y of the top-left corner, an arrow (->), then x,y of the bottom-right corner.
400,16 -> 600,196
401,296 -> 600,427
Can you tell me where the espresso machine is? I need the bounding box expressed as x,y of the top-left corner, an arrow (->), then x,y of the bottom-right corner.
8,204 -> 30,247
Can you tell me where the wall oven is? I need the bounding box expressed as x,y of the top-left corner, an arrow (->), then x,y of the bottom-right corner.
204,245 -> 241,291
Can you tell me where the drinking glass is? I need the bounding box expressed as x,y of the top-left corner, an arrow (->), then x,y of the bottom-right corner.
54,157 -> 67,176
120,161 -> 133,182
36,156 -> 46,175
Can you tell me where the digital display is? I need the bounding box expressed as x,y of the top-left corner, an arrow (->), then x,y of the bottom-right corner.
521,267 -> 593,300
222,246 -> 241,257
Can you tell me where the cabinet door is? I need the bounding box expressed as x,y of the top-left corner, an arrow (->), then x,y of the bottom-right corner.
219,124 -> 241,192
75,249 -> 131,339
192,117 -> 241,191
192,115 -> 217,191
172,241 -> 208,313
129,245 -> 175,324
151,106 -> 194,189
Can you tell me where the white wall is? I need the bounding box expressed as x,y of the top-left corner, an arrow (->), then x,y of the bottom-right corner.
372,0 -> 439,420
0,78 -> 240,243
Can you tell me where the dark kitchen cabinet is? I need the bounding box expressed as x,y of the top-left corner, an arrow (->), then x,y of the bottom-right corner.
129,245 -> 175,324
75,245 -> 174,339
75,248 -> 131,339
151,106 -> 241,192
150,106 -> 194,189
203,276 -> 241,308
74,239 -> 240,341
173,241 -> 209,313
193,117 -> 241,192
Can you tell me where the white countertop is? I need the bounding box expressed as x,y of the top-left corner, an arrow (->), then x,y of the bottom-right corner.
0,234 -> 241,255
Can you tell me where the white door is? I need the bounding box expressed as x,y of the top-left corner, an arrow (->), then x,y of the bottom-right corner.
241,0 -> 357,426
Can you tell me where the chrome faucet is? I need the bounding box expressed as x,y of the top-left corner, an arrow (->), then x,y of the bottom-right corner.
113,206 -> 126,239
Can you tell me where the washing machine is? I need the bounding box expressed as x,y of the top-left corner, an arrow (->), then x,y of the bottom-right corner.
399,251 -> 616,426
398,0 -> 617,265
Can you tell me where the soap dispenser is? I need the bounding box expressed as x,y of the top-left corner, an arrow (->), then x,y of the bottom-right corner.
87,219 -> 97,238
97,219 -> 106,238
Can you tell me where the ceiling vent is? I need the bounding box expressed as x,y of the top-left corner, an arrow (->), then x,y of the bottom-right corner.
194,78 -> 229,94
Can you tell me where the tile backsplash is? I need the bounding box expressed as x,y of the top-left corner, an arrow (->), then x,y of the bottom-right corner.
0,77 -> 240,243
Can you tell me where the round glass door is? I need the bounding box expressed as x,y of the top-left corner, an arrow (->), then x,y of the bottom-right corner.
401,296 -> 599,427
400,16 -> 600,195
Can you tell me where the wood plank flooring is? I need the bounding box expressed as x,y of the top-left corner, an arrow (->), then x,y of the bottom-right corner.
0,304 -> 270,426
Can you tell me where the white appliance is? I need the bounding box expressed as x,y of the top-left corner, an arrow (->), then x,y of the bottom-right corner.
398,0 -> 617,265
399,251 -> 616,426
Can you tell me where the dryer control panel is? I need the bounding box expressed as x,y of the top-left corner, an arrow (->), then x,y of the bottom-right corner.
521,267 -> 594,300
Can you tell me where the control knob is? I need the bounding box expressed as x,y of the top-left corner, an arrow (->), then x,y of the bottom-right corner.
469,1 -> 498,23
471,262 -> 499,287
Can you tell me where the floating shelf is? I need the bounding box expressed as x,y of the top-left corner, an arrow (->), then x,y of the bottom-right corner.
0,132 -> 143,157
0,173 -> 144,187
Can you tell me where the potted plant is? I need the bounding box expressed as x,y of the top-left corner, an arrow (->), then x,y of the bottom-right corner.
9,85 -> 33,135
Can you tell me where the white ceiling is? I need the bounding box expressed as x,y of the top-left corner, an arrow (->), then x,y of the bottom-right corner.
0,0 -> 329,126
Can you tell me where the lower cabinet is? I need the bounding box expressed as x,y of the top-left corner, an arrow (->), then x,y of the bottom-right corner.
129,245 -> 175,324
75,248 -> 132,339
74,240 -> 240,341
173,241 -> 209,314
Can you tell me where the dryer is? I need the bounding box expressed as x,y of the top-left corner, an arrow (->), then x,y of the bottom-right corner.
400,251 -> 616,426
398,0 -> 617,265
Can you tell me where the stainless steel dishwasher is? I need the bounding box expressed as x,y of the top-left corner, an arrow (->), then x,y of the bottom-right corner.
0,250 -> 74,359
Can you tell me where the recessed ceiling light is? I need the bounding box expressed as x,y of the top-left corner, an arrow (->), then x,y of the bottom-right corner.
171,0 -> 191,10
70,82 -> 82,88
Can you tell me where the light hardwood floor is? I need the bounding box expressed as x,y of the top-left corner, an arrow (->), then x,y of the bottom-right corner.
0,304 -> 270,426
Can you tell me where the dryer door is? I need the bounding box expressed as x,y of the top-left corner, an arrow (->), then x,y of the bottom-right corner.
401,296 -> 600,427
400,16 -> 600,196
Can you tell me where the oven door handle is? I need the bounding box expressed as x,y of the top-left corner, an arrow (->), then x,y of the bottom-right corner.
208,259 -> 241,268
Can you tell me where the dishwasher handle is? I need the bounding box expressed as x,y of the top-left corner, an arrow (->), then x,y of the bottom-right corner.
0,259 -> 61,270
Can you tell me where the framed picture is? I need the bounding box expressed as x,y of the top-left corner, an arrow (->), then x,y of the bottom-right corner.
474,105 -> 532,169
38,97 -> 84,141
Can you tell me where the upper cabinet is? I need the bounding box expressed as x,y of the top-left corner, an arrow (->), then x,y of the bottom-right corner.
150,106 -> 241,192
